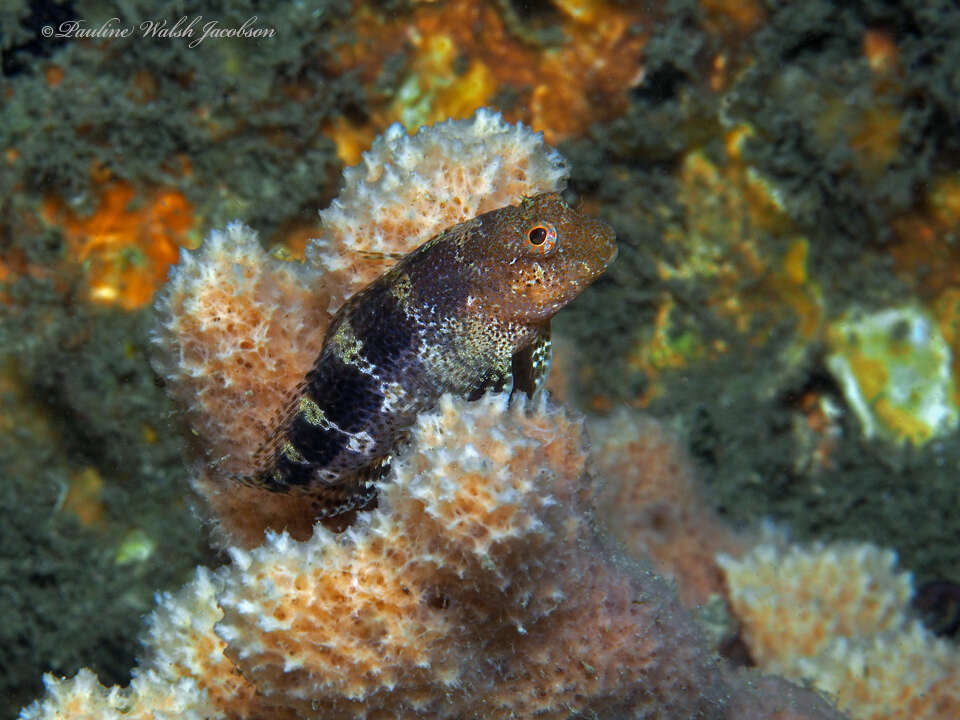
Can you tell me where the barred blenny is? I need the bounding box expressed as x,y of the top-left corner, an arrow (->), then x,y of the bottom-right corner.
246,192 -> 616,516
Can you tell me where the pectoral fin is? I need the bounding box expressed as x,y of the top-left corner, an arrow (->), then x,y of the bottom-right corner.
511,326 -> 552,399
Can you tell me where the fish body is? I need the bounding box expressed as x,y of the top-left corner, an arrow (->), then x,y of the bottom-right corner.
248,192 -> 616,515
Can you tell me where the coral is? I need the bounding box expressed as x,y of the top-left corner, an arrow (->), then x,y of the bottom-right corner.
22,668 -> 206,720
216,393 -> 709,718
801,624 -> 960,720
152,223 -> 327,471
151,109 -> 567,547
23,568 -> 276,720
719,537 -> 911,674
21,394 -> 843,720
152,223 -> 331,546
588,408 -> 745,607
22,570 -> 263,720
136,568 -> 260,719
719,536 -> 960,719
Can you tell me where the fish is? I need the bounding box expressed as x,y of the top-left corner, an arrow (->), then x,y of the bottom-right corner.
245,192 -> 617,516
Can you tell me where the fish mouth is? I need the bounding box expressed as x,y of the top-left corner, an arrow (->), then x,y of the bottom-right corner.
592,219 -> 617,269
606,243 -> 619,265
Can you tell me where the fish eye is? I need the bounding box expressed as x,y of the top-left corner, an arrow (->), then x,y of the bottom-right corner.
526,222 -> 558,255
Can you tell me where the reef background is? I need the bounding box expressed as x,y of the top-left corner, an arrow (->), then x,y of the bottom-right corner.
1,0 -> 959,717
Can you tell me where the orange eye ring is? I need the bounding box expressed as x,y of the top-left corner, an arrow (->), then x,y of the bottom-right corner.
526,222 -> 558,255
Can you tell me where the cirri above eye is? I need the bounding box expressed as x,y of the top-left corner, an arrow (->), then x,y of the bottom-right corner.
526,221 -> 558,255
